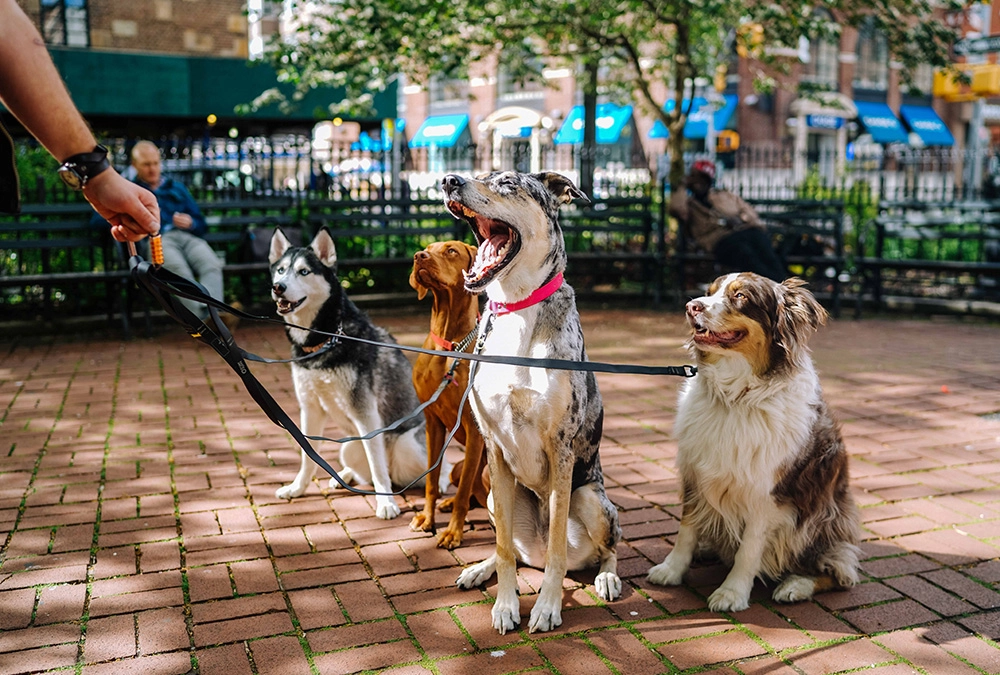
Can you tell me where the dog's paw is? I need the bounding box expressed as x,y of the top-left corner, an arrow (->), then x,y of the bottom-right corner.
707,585 -> 750,613
375,498 -> 401,520
409,511 -> 433,532
492,597 -> 521,635
330,468 -> 357,488
647,555 -> 686,587
594,572 -> 622,602
527,597 -> 562,634
436,527 -> 463,550
437,496 -> 455,513
456,558 -> 495,589
275,482 -> 307,500
773,575 -> 816,604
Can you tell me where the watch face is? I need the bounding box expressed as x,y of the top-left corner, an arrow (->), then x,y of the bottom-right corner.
58,165 -> 85,190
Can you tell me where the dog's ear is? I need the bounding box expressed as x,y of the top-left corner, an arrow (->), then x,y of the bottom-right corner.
775,277 -> 827,356
309,227 -> 338,269
536,172 -> 591,205
269,228 -> 292,265
409,265 -> 428,300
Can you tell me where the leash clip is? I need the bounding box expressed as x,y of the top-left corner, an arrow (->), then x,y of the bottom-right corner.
683,365 -> 698,377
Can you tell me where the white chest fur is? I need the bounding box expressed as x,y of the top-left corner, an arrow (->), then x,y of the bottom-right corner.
471,310 -> 571,492
291,363 -> 359,428
675,360 -> 821,512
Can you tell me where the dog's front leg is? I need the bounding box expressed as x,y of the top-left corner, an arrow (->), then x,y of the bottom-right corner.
647,517 -> 699,587
410,419 -> 446,534
437,426 -> 485,549
707,518 -> 769,612
344,402 -> 401,520
361,434 -> 400,520
489,447 -> 521,635
276,399 -> 326,499
528,466 -> 572,634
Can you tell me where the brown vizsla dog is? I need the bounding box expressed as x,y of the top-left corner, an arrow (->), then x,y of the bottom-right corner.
408,241 -> 489,549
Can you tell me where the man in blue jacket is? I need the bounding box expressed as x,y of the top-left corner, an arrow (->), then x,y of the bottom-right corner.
131,140 -> 231,325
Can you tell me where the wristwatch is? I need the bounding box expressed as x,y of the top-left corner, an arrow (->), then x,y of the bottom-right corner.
57,144 -> 111,190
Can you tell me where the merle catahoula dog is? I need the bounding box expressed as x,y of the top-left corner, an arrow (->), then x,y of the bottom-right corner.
442,171 -> 622,634
268,227 -> 443,519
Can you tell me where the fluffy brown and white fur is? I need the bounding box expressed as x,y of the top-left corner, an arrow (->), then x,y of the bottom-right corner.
647,273 -> 860,612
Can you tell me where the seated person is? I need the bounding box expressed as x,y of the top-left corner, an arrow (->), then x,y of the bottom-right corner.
670,159 -> 786,282
127,140 -> 237,329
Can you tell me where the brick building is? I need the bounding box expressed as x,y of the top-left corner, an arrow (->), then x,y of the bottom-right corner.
8,1 -> 392,142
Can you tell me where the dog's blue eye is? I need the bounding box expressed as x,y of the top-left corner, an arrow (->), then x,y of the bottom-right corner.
299,269 -> 310,276
277,267 -> 286,275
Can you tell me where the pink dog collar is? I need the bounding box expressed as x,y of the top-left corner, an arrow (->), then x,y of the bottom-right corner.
487,273 -> 564,316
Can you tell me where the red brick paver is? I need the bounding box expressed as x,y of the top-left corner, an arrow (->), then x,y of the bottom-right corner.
2,310 -> 999,674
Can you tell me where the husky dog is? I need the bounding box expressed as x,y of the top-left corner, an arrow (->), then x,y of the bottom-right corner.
268,228 -> 438,520
442,172 -> 622,635
647,273 -> 860,611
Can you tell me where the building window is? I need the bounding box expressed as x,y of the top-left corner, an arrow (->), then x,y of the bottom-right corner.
497,57 -> 546,108
801,9 -> 839,90
429,76 -> 469,106
853,18 -> 888,91
41,0 -> 89,47
904,63 -> 934,97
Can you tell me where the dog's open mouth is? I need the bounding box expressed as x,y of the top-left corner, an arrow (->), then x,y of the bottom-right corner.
447,200 -> 520,289
274,297 -> 305,315
692,326 -> 746,347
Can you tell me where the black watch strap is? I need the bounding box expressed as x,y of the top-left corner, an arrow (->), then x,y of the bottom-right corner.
58,144 -> 111,190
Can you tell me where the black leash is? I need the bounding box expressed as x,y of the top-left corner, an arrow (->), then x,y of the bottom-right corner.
128,257 -> 697,496
131,261 -> 698,378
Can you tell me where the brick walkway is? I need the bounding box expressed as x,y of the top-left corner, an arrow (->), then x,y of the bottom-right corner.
1,309 -> 999,675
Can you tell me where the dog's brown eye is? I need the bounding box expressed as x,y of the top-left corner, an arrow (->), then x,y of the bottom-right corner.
447,248 -> 457,256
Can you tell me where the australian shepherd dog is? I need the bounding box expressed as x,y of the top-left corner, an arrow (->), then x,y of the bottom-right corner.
647,273 -> 860,612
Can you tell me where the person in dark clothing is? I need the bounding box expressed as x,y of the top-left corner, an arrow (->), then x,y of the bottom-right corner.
670,159 -> 786,282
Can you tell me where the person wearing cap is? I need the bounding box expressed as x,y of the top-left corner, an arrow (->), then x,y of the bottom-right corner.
670,159 -> 786,281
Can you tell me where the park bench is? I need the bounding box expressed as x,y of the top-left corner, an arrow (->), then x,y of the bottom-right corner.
854,199 -> 1000,316
673,198 -> 846,316
0,202 -> 130,331
301,194 -> 664,304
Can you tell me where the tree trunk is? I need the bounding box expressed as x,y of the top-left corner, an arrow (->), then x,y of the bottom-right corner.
668,14 -> 692,194
580,55 -> 599,199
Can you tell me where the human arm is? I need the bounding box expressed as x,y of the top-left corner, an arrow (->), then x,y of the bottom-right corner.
0,0 -> 158,241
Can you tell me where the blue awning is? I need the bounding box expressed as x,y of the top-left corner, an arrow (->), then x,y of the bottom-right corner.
408,114 -> 470,148
854,101 -> 909,145
899,104 -> 954,147
648,95 -> 738,139
553,103 -> 633,145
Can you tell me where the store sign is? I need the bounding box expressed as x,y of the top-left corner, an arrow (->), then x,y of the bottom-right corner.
807,115 -> 844,130
954,34 -> 1000,56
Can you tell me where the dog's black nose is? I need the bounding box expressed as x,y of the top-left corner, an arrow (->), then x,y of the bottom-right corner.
686,299 -> 705,316
441,174 -> 465,190
272,282 -> 286,296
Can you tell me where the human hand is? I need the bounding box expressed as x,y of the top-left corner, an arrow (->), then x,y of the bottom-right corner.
83,170 -> 160,242
173,212 -> 194,230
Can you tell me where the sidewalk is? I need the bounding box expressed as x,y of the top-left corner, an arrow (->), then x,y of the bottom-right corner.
1,308 -> 998,675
